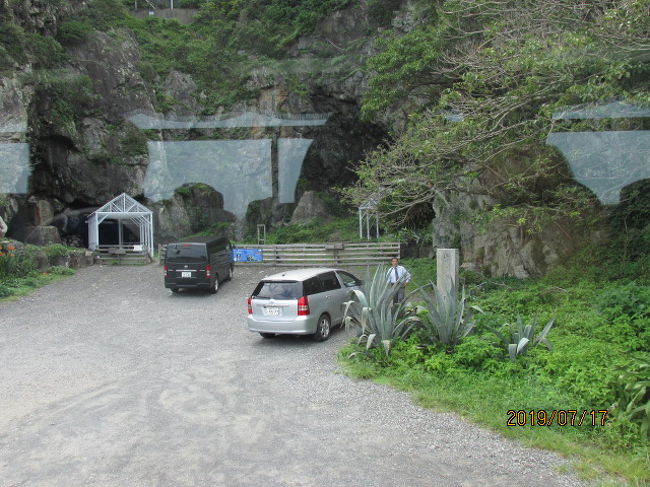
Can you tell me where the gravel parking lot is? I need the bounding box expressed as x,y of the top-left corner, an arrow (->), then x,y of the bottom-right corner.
0,264 -> 585,486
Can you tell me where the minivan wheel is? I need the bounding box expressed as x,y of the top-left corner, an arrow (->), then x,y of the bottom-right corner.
312,314 -> 331,342
209,276 -> 219,294
170,288 -> 179,293
226,266 -> 233,281
259,332 -> 276,339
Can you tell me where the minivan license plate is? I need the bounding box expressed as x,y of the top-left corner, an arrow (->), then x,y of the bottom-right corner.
181,271 -> 192,278
263,306 -> 280,316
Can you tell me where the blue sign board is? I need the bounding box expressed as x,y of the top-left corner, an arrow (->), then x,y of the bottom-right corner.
232,248 -> 263,263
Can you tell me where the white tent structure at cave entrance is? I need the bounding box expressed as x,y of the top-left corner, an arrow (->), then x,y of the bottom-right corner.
87,193 -> 154,261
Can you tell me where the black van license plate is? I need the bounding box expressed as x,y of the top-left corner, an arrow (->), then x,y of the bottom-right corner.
181,271 -> 192,278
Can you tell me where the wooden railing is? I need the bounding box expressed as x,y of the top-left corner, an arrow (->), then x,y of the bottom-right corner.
234,242 -> 400,267
158,242 -> 400,267
96,245 -> 150,264
157,242 -> 400,266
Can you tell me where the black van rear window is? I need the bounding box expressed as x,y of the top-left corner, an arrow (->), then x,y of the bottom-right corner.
253,281 -> 302,299
166,243 -> 207,263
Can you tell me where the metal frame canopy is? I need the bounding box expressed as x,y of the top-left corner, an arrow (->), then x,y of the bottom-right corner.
358,190 -> 384,240
87,193 -> 154,256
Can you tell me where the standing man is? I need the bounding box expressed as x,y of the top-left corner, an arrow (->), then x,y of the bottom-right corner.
387,256 -> 411,304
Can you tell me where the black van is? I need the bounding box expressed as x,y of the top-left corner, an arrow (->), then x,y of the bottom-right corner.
164,236 -> 234,294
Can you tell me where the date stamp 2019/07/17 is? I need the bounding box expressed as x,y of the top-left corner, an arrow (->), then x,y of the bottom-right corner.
507,410 -> 609,427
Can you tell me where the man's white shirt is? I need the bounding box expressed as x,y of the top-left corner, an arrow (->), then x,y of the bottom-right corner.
387,265 -> 411,284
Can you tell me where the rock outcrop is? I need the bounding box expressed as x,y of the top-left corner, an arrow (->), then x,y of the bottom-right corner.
291,191 -> 331,224
151,184 -> 236,243
0,0 -> 594,276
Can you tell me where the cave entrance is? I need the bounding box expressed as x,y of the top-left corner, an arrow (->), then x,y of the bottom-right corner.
87,193 -> 154,257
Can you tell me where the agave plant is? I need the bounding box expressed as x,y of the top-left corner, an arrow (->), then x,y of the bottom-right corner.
415,280 -> 482,350
488,315 -> 554,361
343,265 -> 419,354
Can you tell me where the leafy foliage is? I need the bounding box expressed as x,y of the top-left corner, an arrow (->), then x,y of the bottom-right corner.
340,230 -> 650,469
48,265 -> 75,276
0,20 -> 66,68
30,72 -> 96,137
610,359 -> 650,441
244,217 -> 361,244
348,0 -> 650,233
118,0 -> 353,111
0,250 -> 35,279
43,244 -> 75,258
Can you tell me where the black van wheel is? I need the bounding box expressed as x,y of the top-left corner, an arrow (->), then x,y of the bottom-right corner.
226,266 -> 234,281
312,314 -> 331,342
209,276 -> 219,294
170,288 -> 179,293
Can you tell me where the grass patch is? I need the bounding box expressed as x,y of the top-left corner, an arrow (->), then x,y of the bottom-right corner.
0,271 -> 75,302
400,257 -> 436,288
43,244 -> 77,258
339,242 -> 650,485
340,347 -> 649,485
0,242 -> 79,301
240,217 -> 363,244
184,221 -> 235,239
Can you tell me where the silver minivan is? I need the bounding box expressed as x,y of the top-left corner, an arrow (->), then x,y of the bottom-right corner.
247,268 -> 363,341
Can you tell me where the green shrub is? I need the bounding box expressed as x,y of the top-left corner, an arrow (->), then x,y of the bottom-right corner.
423,350 -> 458,374
383,335 -> 427,368
609,359 -> 650,443
261,218 -> 360,244
121,123 -> 149,156
0,284 -> 13,298
22,277 -> 40,288
459,268 -> 486,287
0,23 -> 27,65
24,32 -> 66,67
44,244 -> 73,258
48,265 -> 75,276
533,336 -> 628,406
451,335 -> 503,369
0,252 -> 36,279
368,0 -> 402,27
58,20 -> 94,45
595,282 -> 650,319
83,0 -> 129,30
400,257 -> 436,288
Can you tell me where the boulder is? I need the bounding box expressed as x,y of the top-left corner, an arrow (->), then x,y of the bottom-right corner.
291,191 -> 331,224
23,225 -> 62,246
27,196 -> 54,226
32,248 -> 49,271
151,184 -> 235,242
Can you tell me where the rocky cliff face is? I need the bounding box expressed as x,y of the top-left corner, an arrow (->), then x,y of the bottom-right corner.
1,0 -> 394,246
0,0 -> 585,276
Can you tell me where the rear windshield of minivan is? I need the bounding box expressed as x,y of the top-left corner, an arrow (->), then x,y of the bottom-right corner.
165,243 -> 207,263
252,281 -> 302,299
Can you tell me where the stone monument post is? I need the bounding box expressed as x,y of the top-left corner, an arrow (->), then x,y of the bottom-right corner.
436,248 -> 459,298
